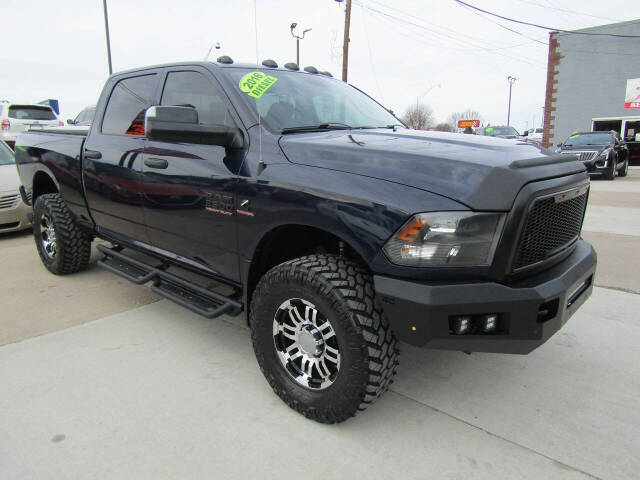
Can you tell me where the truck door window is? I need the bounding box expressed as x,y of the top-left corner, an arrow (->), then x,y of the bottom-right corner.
161,71 -> 233,127
101,74 -> 157,136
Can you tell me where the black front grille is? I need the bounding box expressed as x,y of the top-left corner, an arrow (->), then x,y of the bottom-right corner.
513,186 -> 588,271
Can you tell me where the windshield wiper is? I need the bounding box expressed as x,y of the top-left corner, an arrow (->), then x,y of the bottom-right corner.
281,123 -> 352,134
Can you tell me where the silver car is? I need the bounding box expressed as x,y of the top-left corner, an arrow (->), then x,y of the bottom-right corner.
0,101 -> 62,149
0,140 -> 31,232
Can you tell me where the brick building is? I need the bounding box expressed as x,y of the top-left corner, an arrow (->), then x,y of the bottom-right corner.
542,20 -> 640,164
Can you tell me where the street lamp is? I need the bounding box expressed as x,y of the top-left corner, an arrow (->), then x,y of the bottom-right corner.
507,75 -> 517,126
290,23 -> 312,66
102,0 -> 113,75
203,42 -> 221,61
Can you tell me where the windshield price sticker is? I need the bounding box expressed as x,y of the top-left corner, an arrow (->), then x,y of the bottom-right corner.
239,72 -> 278,98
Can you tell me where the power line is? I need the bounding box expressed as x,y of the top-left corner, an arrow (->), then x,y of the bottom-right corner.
514,0 -> 623,23
365,0 -> 546,50
356,2 -> 547,69
454,0 -> 640,38
457,2 -> 548,46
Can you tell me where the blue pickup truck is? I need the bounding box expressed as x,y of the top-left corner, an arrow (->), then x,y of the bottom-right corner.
14,58 -> 596,423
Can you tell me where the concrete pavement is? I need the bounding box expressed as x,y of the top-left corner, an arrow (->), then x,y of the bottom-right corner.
3,289 -> 638,479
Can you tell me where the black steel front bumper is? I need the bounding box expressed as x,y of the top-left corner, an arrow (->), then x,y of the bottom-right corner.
374,239 -> 597,354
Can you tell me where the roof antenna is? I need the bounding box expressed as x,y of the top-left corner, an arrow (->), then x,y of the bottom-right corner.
254,0 -> 265,175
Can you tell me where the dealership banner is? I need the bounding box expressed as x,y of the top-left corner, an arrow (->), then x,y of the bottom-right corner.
457,120 -> 480,128
625,78 -> 640,109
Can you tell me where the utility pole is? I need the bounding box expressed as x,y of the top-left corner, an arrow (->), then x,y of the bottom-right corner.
342,0 -> 352,82
290,23 -> 311,66
507,75 -> 517,126
103,0 -> 113,75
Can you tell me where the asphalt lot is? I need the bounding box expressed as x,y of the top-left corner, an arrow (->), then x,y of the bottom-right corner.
1,170 -> 639,479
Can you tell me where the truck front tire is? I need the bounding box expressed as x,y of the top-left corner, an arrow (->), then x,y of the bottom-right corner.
249,254 -> 399,423
33,193 -> 92,275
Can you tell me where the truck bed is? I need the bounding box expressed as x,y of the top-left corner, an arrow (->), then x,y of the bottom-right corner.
15,128 -> 89,222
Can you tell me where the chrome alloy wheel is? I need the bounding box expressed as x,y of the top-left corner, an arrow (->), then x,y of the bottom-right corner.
273,298 -> 341,390
40,212 -> 57,259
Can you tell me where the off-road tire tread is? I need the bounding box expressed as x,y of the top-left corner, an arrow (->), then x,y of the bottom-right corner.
34,193 -> 91,275
250,254 -> 399,423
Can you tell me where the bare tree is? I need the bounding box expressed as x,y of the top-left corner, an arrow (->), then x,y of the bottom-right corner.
432,123 -> 454,132
446,109 -> 483,130
402,103 -> 434,130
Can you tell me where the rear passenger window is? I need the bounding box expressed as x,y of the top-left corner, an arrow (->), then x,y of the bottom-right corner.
102,74 -> 157,136
161,71 -> 233,126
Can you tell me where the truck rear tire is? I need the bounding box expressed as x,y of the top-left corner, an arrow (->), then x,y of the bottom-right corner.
249,254 -> 399,423
33,193 -> 92,275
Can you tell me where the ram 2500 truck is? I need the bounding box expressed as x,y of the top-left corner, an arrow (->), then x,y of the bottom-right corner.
15,59 -> 596,423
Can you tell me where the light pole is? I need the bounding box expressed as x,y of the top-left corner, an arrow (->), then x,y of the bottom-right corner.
507,75 -> 517,126
203,42 -> 221,61
416,83 -> 441,109
290,23 -> 311,66
103,0 -> 113,75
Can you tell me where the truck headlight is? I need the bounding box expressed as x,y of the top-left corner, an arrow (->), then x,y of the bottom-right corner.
383,212 -> 505,267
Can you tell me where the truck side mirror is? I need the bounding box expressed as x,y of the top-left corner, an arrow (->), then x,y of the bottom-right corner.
66,119 -> 74,125
145,106 -> 243,148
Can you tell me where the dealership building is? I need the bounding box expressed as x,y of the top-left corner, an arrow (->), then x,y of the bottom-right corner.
542,20 -> 640,164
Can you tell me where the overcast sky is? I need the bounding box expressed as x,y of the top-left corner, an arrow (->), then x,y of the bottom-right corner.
3,0 -> 640,132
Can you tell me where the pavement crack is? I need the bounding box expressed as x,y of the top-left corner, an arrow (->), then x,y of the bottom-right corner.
389,389 -> 603,480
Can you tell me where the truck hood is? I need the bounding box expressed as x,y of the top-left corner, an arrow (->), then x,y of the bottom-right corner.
278,129 -> 586,210
0,164 -> 20,193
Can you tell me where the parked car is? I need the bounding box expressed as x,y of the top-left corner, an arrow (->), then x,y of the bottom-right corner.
556,131 -> 629,180
67,106 -> 96,126
476,125 -> 520,139
15,60 -> 595,423
523,127 -> 543,144
0,140 -> 31,232
0,102 -> 62,149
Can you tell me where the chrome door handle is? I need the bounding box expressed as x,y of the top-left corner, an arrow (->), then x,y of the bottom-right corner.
84,149 -> 102,159
144,158 -> 168,169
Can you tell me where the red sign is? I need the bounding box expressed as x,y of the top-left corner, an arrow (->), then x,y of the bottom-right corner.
458,120 -> 479,128
625,102 -> 640,109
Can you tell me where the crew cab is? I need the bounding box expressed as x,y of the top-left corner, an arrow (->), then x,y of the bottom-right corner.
556,131 -> 629,180
15,59 -> 596,423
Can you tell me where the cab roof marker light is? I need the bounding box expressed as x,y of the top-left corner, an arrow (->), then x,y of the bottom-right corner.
284,62 -> 299,71
216,55 -> 234,64
262,59 -> 278,68
304,66 -> 319,74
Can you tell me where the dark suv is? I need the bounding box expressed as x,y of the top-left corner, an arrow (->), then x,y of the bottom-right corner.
556,131 -> 629,180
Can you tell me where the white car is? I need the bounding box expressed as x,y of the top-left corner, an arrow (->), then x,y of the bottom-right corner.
524,127 -> 543,145
0,101 -> 62,149
0,140 -> 31,232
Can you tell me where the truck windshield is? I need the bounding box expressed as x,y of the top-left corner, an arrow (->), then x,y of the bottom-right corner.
8,105 -> 57,120
564,132 -> 612,146
227,68 -> 402,133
